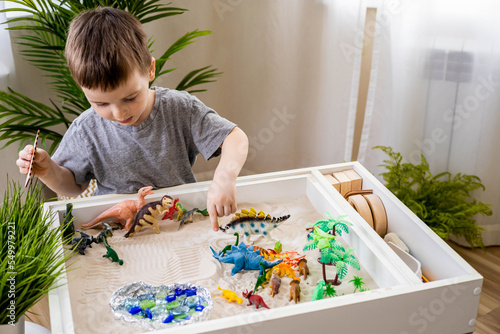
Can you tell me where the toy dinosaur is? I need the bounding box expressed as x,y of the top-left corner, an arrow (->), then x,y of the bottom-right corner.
102,238 -> 124,265
82,186 -> 154,230
269,274 -> 281,297
177,207 -> 198,230
211,242 -> 283,276
219,208 -> 290,239
273,262 -> 300,281
70,230 -> 96,255
214,286 -> 243,304
242,290 -> 270,309
95,222 -> 114,244
124,195 -> 175,238
297,258 -> 309,280
253,263 -> 268,293
161,198 -> 179,220
289,279 -> 301,304
62,203 -> 75,241
221,232 -> 239,256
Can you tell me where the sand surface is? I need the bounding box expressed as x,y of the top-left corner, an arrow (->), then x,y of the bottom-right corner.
65,195 -> 378,333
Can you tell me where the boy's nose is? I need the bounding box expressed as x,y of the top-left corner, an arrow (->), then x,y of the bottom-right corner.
111,106 -> 127,120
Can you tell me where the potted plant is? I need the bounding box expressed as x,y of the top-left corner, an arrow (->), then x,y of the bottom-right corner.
0,0 -> 221,154
374,146 -> 493,248
0,179 -> 74,332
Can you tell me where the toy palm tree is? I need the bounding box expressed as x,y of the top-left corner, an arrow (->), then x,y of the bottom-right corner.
328,247 -> 360,286
349,275 -> 366,293
312,213 -> 352,236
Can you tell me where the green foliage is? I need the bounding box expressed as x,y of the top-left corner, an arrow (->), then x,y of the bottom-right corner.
311,280 -> 325,301
349,275 -> 366,293
324,283 -> 337,297
1,179 -> 74,323
0,0 -> 221,154
375,146 -> 492,248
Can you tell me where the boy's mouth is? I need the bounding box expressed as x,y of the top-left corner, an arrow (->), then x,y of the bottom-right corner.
117,116 -> 133,124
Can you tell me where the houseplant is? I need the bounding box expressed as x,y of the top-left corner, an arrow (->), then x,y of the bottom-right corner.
0,178 -> 74,330
375,146 -> 492,248
0,0 -> 221,154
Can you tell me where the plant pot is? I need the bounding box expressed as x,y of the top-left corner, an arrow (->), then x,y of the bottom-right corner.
0,315 -> 25,334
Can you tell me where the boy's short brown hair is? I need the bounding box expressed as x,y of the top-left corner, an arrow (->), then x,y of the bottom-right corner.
65,7 -> 151,91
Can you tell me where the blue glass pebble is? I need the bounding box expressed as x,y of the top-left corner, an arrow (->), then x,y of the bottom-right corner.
128,306 -> 142,315
166,294 -> 176,302
185,289 -> 197,296
174,288 -> 184,296
146,308 -> 152,319
171,306 -> 190,315
195,305 -> 204,312
163,313 -> 174,323
183,295 -> 201,307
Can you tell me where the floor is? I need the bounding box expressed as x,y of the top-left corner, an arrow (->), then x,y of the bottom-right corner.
27,243 -> 500,333
448,243 -> 500,334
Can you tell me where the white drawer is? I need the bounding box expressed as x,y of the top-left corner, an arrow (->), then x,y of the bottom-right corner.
45,162 -> 482,334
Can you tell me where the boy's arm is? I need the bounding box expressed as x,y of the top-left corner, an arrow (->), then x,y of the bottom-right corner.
207,127 -> 249,231
17,145 -> 89,197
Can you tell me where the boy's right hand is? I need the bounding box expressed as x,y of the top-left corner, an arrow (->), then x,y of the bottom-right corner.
17,145 -> 51,178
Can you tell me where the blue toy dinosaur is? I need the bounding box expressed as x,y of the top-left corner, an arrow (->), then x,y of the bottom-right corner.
211,242 -> 283,276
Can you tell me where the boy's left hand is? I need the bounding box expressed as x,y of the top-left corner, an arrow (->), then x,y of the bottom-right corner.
207,176 -> 237,231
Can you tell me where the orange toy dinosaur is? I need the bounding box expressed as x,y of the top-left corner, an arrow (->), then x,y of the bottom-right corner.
82,186 -> 154,230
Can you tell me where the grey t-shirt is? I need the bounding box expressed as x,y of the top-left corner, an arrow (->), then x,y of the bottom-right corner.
52,87 -> 236,196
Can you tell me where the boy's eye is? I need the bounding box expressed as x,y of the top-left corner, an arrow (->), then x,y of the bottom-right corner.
96,103 -> 108,107
124,96 -> 137,102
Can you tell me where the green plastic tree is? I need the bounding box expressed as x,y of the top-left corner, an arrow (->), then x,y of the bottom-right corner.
312,213 -> 352,236
349,275 -> 366,293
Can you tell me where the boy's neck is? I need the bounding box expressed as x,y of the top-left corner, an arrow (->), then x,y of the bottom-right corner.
133,88 -> 156,126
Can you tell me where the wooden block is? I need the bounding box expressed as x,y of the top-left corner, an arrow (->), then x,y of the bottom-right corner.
323,174 -> 341,192
343,169 -> 363,191
364,194 -> 388,237
332,172 -> 352,197
347,195 -> 374,228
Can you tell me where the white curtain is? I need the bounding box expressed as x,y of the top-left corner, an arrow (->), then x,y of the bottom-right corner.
0,1 -> 15,91
146,0 -> 366,177
359,0 -> 500,245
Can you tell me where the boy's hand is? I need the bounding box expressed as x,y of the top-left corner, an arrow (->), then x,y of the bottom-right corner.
207,177 -> 237,231
17,145 -> 51,178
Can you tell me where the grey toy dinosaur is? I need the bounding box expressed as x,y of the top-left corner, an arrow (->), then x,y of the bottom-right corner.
211,242 -> 283,276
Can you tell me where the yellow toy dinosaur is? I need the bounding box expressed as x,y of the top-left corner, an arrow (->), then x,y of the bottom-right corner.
273,262 -> 300,281
214,286 -> 243,304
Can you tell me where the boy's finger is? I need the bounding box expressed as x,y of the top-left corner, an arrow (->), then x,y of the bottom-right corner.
208,205 -> 219,231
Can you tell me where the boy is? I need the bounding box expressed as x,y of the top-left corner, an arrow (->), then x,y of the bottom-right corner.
16,7 -> 248,231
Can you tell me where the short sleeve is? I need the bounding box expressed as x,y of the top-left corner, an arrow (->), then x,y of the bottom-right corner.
189,95 -> 236,160
51,121 -> 94,186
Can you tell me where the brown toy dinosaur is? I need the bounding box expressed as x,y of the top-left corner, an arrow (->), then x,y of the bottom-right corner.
297,258 -> 309,280
270,274 -> 281,297
124,195 -> 175,238
82,186 -> 154,230
289,279 -> 301,304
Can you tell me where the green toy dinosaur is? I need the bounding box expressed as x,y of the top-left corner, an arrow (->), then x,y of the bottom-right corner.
103,238 -> 124,265
253,263 -> 268,293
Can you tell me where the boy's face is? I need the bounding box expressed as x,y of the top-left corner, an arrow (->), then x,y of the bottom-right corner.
82,61 -> 156,126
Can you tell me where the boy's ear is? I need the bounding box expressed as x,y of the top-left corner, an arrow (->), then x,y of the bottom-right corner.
149,57 -> 156,81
